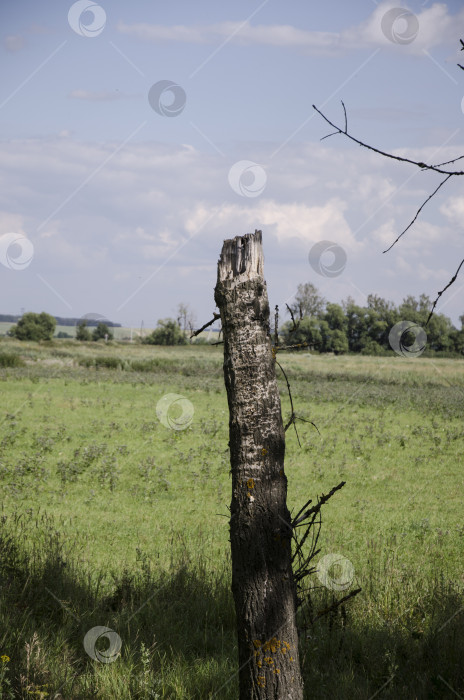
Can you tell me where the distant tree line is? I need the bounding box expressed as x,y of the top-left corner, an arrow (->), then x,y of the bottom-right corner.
0,313 -> 121,327
280,283 -> 464,356
8,313 -> 115,342
5,294 -> 463,355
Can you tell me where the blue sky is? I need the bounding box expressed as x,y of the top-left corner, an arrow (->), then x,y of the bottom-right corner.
1,0 -> 464,330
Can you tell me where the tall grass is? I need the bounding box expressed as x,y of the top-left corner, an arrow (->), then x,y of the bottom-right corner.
0,342 -> 463,697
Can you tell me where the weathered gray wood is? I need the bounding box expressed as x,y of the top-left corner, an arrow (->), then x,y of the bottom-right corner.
215,230 -> 304,699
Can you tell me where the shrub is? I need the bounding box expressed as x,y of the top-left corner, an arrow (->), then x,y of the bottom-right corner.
9,312 -> 56,341
76,320 -> 91,341
95,356 -> 120,370
78,356 -> 120,369
92,323 -> 113,342
143,319 -> 187,346
0,353 -> 25,368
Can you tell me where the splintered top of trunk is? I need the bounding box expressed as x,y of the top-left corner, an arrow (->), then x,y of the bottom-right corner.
217,230 -> 263,284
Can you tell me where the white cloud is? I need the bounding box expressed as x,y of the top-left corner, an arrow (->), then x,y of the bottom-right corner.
0,134 -> 461,324
440,195 -> 464,227
117,3 -> 463,56
339,2 -> 460,54
0,211 -> 27,235
373,216 -> 451,253
393,254 -> 449,281
116,20 -> 336,49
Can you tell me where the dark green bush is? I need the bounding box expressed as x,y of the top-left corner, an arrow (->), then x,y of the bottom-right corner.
0,352 -> 25,368
95,356 -> 120,369
78,357 -> 94,368
78,356 -> 121,369
8,312 -> 56,341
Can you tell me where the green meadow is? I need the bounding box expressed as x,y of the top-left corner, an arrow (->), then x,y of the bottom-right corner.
0,338 -> 463,698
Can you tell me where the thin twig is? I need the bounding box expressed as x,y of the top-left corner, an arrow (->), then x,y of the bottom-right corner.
275,359 -> 300,447
276,342 -> 310,351
382,174 -> 452,253
312,103 -> 464,176
432,154 -> 464,168
274,305 -> 279,348
293,481 -> 346,527
190,313 -> 220,338
295,416 -> 320,435
286,304 -> 301,333
309,588 -> 362,625
341,99 -> 347,133
426,257 -> 464,326
313,96 -> 464,321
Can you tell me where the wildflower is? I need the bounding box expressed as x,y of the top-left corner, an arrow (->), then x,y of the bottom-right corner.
1,655 -> 10,663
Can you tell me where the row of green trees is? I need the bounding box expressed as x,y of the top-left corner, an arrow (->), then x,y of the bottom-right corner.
75,320 -> 114,342
280,284 -> 464,355
8,313 -> 114,342
7,312 -> 186,345
7,289 -> 464,355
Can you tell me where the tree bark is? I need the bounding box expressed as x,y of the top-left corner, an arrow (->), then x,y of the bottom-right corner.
214,230 -> 304,699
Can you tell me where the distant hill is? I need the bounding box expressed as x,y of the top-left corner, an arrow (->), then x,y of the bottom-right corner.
0,314 -> 121,327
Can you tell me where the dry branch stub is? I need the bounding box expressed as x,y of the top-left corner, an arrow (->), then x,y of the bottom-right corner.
215,230 -> 304,699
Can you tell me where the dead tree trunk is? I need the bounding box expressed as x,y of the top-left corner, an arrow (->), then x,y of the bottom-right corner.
214,230 -> 304,699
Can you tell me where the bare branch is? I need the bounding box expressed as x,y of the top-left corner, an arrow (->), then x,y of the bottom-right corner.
314,91 -> 464,320
276,342 -> 310,351
285,303 -> 301,333
320,130 -> 340,142
295,416 -> 320,436
432,154 -> 464,168
292,481 -> 346,528
312,103 -> 464,176
309,588 -> 362,625
382,174 -> 452,253
274,305 -> 279,348
426,257 -> 464,326
341,99 -> 347,133
276,358 -> 301,447
190,312 -> 220,338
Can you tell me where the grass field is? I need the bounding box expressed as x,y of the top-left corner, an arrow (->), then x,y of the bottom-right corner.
0,338 -> 463,698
